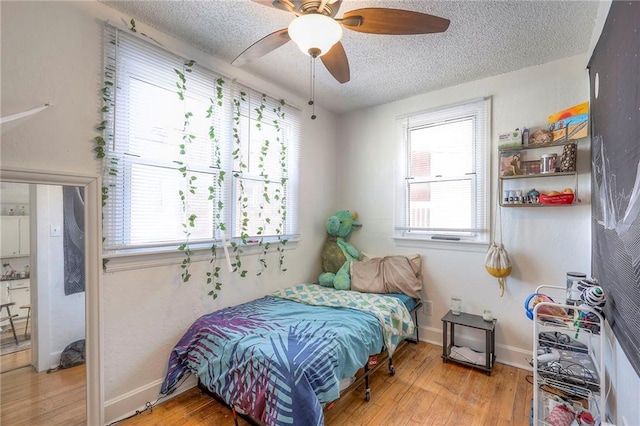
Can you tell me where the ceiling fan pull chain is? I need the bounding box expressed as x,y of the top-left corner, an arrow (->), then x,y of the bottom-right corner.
309,54 -> 317,120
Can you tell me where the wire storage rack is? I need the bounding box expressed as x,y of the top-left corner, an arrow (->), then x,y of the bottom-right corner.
531,285 -> 606,425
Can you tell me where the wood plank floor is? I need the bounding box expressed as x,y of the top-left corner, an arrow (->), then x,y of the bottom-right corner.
0,341 -> 532,425
0,360 -> 86,425
0,347 -> 31,374
1,319 -> 31,374
119,341 -> 533,426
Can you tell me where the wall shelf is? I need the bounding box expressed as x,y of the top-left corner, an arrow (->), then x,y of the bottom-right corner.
498,140 -> 580,207
500,171 -> 577,180
499,140 -> 575,152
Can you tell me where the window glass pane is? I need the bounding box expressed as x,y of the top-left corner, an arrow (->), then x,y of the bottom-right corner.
128,163 -> 184,244
127,163 -> 221,244
408,180 -> 473,230
409,118 -> 473,178
396,98 -> 489,242
234,178 -> 285,238
103,25 -> 300,253
247,119 -> 282,178
183,96 -> 221,169
125,76 -> 224,169
127,78 -> 183,161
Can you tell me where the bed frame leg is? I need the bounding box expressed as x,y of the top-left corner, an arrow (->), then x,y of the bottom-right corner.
388,357 -> 396,376
364,363 -> 371,401
414,307 -> 420,343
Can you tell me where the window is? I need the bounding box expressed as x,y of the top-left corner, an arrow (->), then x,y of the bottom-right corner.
101,25 -> 300,254
395,98 -> 490,243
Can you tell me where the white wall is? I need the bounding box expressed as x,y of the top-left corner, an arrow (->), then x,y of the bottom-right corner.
336,55 -> 640,424
1,1 -> 339,422
604,322 -> 640,425
34,185 -> 85,371
337,54 -> 591,361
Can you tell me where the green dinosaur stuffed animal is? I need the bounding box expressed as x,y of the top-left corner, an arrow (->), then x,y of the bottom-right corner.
318,210 -> 362,290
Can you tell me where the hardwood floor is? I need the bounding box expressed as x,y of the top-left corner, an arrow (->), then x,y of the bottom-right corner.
0,341 -> 532,425
1,320 -> 31,373
0,351 -> 86,426
119,341 -> 533,426
0,348 -> 31,374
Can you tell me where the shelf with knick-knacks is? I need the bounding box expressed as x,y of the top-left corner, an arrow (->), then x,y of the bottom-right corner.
498,139 -> 580,208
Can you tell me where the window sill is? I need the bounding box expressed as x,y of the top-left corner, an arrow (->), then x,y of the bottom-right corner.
393,236 -> 489,253
103,238 -> 300,273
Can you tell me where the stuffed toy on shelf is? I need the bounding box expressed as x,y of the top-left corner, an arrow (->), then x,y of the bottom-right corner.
318,210 -> 361,290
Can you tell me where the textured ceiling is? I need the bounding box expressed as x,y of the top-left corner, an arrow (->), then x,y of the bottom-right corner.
100,0 -> 600,114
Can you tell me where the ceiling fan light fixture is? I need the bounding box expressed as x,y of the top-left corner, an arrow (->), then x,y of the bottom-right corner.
288,13 -> 342,57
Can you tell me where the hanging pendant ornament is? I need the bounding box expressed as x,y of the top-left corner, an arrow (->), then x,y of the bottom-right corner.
485,201 -> 512,296
308,48 -> 318,120
485,242 -> 512,296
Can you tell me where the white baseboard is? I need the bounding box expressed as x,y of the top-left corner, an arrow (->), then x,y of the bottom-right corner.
45,350 -> 63,372
104,376 -> 197,425
417,324 -> 533,372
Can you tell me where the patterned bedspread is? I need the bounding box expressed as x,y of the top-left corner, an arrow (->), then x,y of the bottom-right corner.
160,284 -> 415,426
272,284 -> 415,357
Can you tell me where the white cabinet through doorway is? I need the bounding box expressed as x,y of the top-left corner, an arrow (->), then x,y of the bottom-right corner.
1,216 -> 30,257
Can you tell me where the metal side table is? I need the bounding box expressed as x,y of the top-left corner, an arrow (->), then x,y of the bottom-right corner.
441,310 -> 496,376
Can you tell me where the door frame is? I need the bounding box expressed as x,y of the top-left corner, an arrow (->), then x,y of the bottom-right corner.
0,167 -> 103,426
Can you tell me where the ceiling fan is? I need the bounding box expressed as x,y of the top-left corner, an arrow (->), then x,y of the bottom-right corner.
232,0 -> 450,84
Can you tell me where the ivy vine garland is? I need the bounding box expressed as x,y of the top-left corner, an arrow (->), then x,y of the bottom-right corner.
205,77 -> 227,299
96,19 -> 291,297
174,59 -> 196,282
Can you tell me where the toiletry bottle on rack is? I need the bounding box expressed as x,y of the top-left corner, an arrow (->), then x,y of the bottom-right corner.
522,128 -> 530,147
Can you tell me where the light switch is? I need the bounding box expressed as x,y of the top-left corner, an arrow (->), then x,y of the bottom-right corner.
50,224 -> 62,237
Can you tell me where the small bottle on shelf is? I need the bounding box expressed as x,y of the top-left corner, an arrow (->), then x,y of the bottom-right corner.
516,190 -> 524,204
522,128 -> 530,147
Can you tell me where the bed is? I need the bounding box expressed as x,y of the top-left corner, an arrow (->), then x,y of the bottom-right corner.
160,257 -> 423,426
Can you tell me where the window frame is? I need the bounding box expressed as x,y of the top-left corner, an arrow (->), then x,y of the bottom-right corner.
394,98 -> 491,246
101,24 -> 300,261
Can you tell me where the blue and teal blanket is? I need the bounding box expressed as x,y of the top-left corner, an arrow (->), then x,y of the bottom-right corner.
160,284 -> 415,426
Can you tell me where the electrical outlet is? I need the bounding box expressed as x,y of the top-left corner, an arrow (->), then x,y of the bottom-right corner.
422,300 -> 433,316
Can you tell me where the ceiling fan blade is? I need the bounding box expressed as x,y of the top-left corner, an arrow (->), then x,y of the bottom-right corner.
342,8 -> 450,35
327,0 -> 343,17
251,0 -> 298,14
232,28 -> 291,67
320,41 -> 350,84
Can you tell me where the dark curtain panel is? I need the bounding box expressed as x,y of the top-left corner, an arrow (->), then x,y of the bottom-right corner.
63,186 -> 85,295
588,0 -> 640,376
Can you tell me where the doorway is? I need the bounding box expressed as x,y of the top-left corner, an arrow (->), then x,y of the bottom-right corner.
0,169 -> 102,425
0,182 -> 34,370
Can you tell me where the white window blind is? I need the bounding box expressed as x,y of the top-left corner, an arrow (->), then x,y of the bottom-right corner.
102,25 -> 300,252
395,98 -> 490,243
